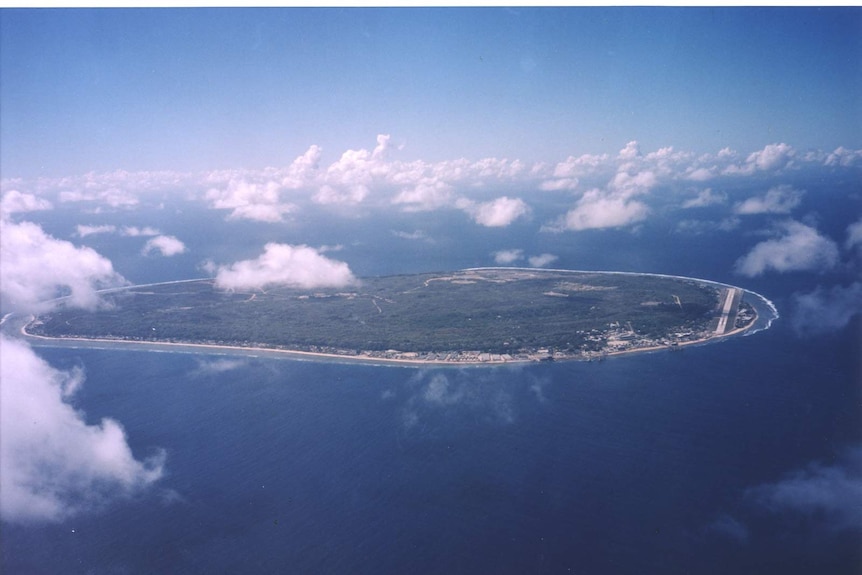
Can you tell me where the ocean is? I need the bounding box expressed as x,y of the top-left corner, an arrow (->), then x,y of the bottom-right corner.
2,183 -> 861,574
4,319 -> 858,574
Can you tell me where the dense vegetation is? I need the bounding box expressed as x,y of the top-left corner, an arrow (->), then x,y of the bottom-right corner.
31,269 -> 721,355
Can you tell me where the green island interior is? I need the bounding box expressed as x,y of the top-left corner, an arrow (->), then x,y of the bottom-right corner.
27,268 -> 756,363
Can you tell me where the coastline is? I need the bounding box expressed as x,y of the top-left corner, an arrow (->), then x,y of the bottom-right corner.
12,267 -> 772,367
18,307 -> 758,368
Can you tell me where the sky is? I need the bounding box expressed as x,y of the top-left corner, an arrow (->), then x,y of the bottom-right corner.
0,5 -> 861,549
2,7 -> 861,178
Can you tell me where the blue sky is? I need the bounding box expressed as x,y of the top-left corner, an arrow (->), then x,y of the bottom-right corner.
2,7 -> 860,177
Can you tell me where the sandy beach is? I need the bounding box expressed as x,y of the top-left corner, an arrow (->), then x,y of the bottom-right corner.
18,305 -> 758,367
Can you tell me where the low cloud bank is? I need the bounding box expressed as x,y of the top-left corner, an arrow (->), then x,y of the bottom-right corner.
734,220 -> 839,277
397,370 -> 517,430
205,180 -> 296,223
0,335 -> 165,523
792,282 -> 862,336
734,185 -> 804,215
214,243 -> 357,291
746,447 -> 862,532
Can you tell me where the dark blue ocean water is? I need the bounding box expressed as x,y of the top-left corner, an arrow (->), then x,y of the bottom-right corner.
3,313 -> 859,574
3,180 -> 861,574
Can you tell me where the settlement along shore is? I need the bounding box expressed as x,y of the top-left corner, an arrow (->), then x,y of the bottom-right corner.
13,268 -> 774,365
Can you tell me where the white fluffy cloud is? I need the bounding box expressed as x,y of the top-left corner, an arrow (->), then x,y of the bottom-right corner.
552,153 -> 609,178
214,243 -> 357,291
528,253 -> 558,268
734,221 -> 839,277
458,196 -> 529,227
205,180 -> 296,222
76,224 -> 118,237
121,226 -> 160,237
682,188 -> 726,209
825,146 -> 862,167
0,335 -> 165,523
313,184 -> 369,206
561,189 -> 649,231
748,142 -> 795,171
392,179 -> 453,212
734,185 -> 804,215
142,235 -> 187,257
1,220 -> 126,312
281,145 -> 322,189
724,142 -> 796,175
493,249 -> 524,265
1,190 -> 53,215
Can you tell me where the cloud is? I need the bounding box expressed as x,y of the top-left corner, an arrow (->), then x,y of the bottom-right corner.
121,226 -> 161,237
792,282 -> 862,336
214,243 -> 357,291
0,335 -> 165,523
493,249 -> 524,265
392,229 -> 431,242
76,224 -> 118,237
608,169 -> 657,196
59,188 -> 140,208
392,179 -> 453,212
76,225 -> 162,238
724,142 -> 796,175
281,145 -> 322,189
560,189 -> 649,231
684,167 -> 716,182
0,220 -> 126,312
398,370 -> 516,430
205,180 -> 296,222
825,146 -> 862,167
458,196 -> 529,227
551,152 -> 609,178
322,134 -> 393,204
846,217 -> 862,251
423,373 -> 465,406
704,514 -> 750,544
191,357 -> 247,376
746,447 -> 862,532
748,143 -> 795,171
734,185 -> 804,215
734,221 -> 839,277
682,188 -> 727,209
675,217 -> 740,235
142,235 -> 187,257
313,184 -> 369,206
528,253 -> 558,268
1,190 -> 53,215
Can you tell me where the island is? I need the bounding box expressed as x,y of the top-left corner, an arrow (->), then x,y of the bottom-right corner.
23,268 -> 759,365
